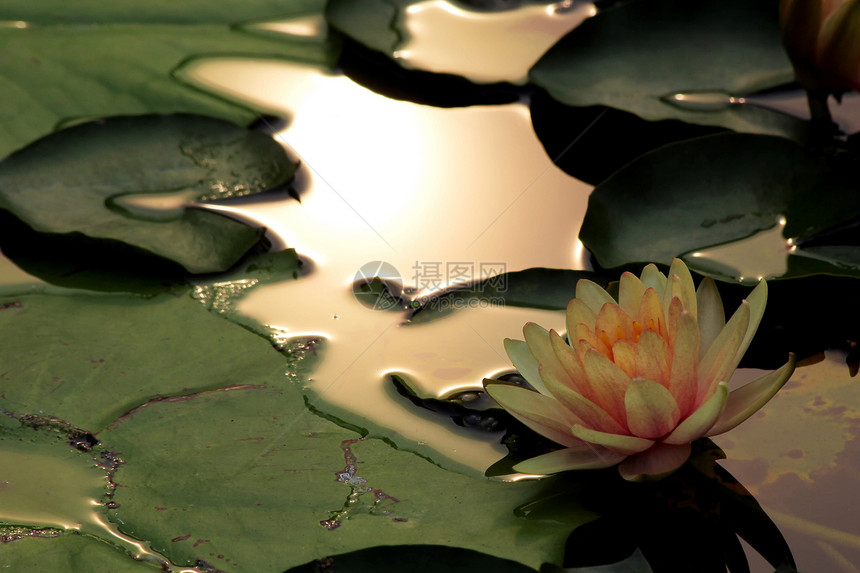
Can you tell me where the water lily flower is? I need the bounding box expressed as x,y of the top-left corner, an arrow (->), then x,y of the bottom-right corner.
780,0 -> 860,95
484,259 -> 796,481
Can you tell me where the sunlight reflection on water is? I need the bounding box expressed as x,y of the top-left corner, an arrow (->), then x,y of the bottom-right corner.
177,57 -> 592,472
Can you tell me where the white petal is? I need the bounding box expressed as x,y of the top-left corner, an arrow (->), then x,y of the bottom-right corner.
513,445 -> 627,474
618,272 -> 646,318
571,424 -> 653,455
504,338 -> 549,396
696,277 -> 725,361
697,301 -> 749,403
640,264 -> 667,298
662,259 -> 697,320
625,378 -> 681,439
732,280 -> 768,372
663,382 -> 729,445
485,381 -> 583,447
575,279 -> 616,315
707,355 -> 796,436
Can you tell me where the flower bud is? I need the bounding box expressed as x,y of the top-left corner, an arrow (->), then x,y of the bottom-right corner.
780,0 -> 860,94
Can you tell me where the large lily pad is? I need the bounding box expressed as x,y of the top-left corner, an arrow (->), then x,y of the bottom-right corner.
0,0 -> 334,160
284,545 -> 538,572
326,0 -> 399,57
579,133 -> 860,281
529,0 -> 805,139
100,384 -> 569,571
0,535 -> 155,571
0,115 -> 295,273
0,290 -> 290,431
0,287 -> 572,571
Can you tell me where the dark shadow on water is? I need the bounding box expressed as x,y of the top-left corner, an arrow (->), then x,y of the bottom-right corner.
336,35 -> 524,109
517,440 -> 796,573
529,90 -> 724,185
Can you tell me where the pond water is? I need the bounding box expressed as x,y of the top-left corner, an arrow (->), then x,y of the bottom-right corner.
1,2 -> 859,572
177,55 -> 590,472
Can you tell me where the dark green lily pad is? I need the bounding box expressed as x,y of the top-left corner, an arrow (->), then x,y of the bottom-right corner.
579,133 -> 860,281
541,548 -> 654,573
542,441 -> 794,572
530,0 -> 805,139
0,287 -> 570,571
0,289 -> 288,432
325,0 -> 400,57
0,115 -> 295,273
409,268 -> 605,325
0,535 -> 155,572
100,385 -> 568,572
284,545 -> 538,572
0,0 -> 334,159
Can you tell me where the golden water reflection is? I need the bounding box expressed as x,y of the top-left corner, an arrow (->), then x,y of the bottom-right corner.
243,14 -> 327,40
393,0 -> 597,84
685,216 -> 792,283
178,57 -> 591,471
0,439 -> 191,571
715,350 -> 860,572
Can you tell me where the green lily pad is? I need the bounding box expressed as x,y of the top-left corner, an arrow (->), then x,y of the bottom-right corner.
0,289 -> 289,432
0,115 -> 296,273
0,286 -> 570,571
284,545 -> 538,572
529,0 -> 805,139
326,0 -> 399,56
0,535 -> 156,572
0,414 -> 179,569
0,0 -> 334,159
100,384 -> 570,571
579,133 -> 860,281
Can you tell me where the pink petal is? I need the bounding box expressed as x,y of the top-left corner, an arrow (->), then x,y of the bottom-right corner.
667,310 -> 699,417
574,324 -> 612,361
612,339 -> 637,378
707,355 -> 796,436
571,424 -> 653,455
663,382 -> 729,445
549,330 -> 594,398
618,272 -> 646,318
618,442 -> 692,482
635,329 -> 670,386
567,298 -> 598,338
638,287 -> 668,340
582,348 -> 631,427
662,259 -> 697,320
513,445 -> 627,474
595,302 -> 636,346
575,278 -> 616,315
666,296 -> 684,349
624,377 -> 681,439
697,301 -> 749,404
484,381 -> 584,447
539,365 -> 626,434
696,277 -> 726,361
